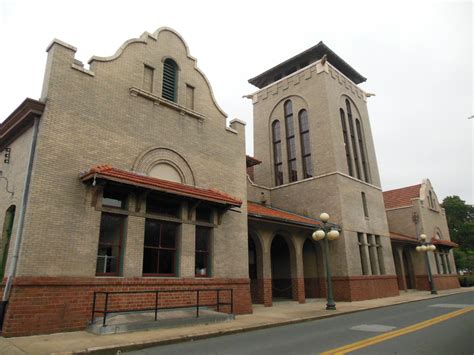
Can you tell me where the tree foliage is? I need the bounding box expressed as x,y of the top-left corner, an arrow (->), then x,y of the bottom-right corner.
442,195 -> 474,271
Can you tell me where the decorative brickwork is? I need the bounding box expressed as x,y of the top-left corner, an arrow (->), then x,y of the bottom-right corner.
1,277 -> 251,337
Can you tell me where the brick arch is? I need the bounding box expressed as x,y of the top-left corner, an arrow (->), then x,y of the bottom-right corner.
132,147 -> 195,185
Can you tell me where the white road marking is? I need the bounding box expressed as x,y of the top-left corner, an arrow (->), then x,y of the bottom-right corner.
350,324 -> 397,332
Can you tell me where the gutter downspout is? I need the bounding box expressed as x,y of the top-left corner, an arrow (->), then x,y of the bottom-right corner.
0,116 -> 40,327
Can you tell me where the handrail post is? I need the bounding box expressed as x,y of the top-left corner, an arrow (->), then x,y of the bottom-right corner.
217,289 -> 220,312
103,293 -> 109,327
155,291 -> 159,321
230,289 -> 233,314
91,291 -> 97,324
196,290 -> 200,318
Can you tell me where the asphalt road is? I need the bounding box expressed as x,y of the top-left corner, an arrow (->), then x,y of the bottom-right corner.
127,292 -> 474,355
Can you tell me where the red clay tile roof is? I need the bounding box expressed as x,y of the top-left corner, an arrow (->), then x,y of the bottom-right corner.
80,165 -> 242,207
432,239 -> 458,248
247,201 -> 321,227
390,232 -> 458,248
389,232 -> 417,244
246,155 -> 261,168
383,184 -> 421,209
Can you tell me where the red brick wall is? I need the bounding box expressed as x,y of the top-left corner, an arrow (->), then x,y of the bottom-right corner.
316,276 -> 399,301
1,277 -> 252,337
415,274 -> 460,291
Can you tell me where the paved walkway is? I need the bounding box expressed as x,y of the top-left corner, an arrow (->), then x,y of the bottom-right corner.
1,287 -> 472,355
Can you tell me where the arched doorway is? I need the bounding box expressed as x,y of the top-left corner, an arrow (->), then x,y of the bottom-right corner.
303,239 -> 320,298
271,235 -> 292,300
402,249 -> 414,289
0,205 -> 16,278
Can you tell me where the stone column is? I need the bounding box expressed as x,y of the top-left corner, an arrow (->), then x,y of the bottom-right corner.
290,235 -> 305,304
397,247 -> 408,291
261,232 -> 273,307
179,202 -> 195,278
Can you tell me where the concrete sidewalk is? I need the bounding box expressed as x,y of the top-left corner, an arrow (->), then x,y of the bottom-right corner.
1,287 -> 472,355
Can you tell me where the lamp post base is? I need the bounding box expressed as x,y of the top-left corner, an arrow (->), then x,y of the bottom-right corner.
431,290 -> 438,295
326,303 -> 336,310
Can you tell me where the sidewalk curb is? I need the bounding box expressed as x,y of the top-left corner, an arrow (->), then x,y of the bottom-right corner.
65,289 -> 473,354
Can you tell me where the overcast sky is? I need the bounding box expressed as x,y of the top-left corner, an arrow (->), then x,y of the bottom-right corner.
0,0 -> 472,204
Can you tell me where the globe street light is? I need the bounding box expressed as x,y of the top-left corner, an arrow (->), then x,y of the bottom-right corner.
416,234 -> 438,295
312,212 -> 340,310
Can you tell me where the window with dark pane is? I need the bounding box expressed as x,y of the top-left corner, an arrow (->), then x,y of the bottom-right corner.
146,193 -> 181,218
356,119 -> 370,183
361,192 -> 369,218
284,100 -> 297,182
143,219 -> 178,276
102,186 -> 128,209
346,99 -> 361,180
340,108 -> 353,176
248,237 -> 257,280
272,120 -> 284,186
96,213 -> 125,276
299,109 -> 313,178
195,226 -> 211,277
196,205 -> 212,223
162,58 -> 177,102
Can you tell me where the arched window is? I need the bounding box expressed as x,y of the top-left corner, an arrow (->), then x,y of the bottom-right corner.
299,109 -> 313,178
340,108 -> 353,176
162,58 -> 178,102
0,205 -> 16,278
284,100 -> 297,182
356,119 -> 370,183
272,120 -> 283,185
346,99 -> 361,180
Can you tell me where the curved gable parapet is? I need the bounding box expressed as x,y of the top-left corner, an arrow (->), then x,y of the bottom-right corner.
153,27 -> 228,118
88,32 -> 150,64
88,27 -> 228,118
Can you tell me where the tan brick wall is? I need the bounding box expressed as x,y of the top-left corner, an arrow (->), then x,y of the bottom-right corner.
15,28 -> 248,279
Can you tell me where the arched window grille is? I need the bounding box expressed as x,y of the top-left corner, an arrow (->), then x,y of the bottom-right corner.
272,120 -> 284,186
340,108 -> 353,176
162,58 -> 178,102
298,109 -> 313,178
284,100 -> 297,182
356,118 -> 370,183
346,99 -> 361,180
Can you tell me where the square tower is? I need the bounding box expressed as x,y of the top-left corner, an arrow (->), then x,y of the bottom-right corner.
247,42 -> 399,299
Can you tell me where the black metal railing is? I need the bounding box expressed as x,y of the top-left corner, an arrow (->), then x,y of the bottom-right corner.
91,288 -> 233,327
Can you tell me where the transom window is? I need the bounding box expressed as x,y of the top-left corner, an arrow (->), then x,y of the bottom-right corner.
146,193 -> 181,218
143,219 -> 178,276
103,186 -> 128,209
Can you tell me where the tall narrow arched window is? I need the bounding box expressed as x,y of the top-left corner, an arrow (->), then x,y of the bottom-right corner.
162,58 -> 177,102
299,109 -> 313,178
356,119 -> 370,183
0,205 -> 15,278
340,108 -> 353,177
284,100 -> 298,182
272,120 -> 284,186
346,99 -> 361,180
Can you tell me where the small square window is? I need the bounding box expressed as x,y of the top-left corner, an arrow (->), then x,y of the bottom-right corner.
103,187 -> 127,209
196,205 -> 213,223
